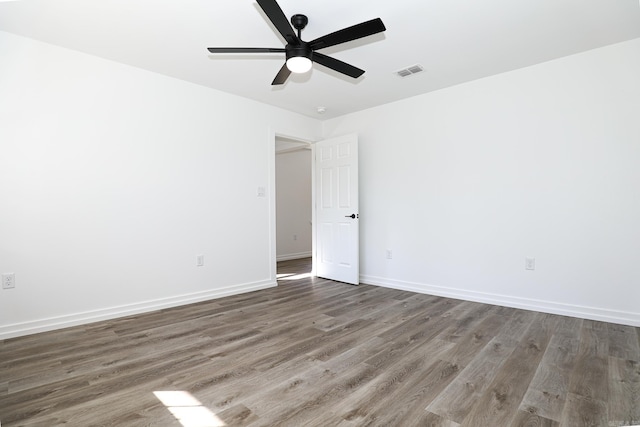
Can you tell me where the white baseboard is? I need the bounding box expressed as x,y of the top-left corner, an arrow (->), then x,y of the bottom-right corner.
276,251 -> 312,262
0,279 -> 277,340
360,274 -> 640,327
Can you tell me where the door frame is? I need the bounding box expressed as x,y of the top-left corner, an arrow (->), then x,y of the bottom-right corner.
268,129 -> 316,283
269,129 -> 360,285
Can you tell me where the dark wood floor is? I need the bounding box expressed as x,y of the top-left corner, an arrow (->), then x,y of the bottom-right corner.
1,258 -> 639,426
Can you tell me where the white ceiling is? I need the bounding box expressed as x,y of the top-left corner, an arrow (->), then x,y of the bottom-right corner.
1,0 -> 639,119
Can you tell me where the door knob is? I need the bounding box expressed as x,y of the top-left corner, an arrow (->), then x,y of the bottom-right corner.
345,214 -> 358,219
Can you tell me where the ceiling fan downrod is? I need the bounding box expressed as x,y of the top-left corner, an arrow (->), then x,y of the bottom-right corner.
290,14 -> 308,39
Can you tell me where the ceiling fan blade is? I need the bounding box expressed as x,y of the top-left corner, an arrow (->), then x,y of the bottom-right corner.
309,18 -> 386,51
312,52 -> 364,79
271,63 -> 292,85
207,47 -> 285,53
256,0 -> 300,45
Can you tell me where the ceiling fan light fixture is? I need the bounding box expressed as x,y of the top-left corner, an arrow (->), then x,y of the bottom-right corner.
207,0 -> 386,85
285,43 -> 312,74
286,56 -> 312,73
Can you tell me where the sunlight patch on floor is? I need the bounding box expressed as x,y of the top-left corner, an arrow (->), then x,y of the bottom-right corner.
154,391 -> 226,427
276,272 -> 312,281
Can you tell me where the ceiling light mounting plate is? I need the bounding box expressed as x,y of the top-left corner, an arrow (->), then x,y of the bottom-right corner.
291,14 -> 308,33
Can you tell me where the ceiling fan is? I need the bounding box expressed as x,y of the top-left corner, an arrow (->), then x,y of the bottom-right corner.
207,0 -> 386,85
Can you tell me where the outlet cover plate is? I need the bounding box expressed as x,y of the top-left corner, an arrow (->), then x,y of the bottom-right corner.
525,257 -> 536,270
2,273 -> 16,289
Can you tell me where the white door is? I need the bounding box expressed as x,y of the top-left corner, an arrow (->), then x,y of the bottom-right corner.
314,133 -> 359,285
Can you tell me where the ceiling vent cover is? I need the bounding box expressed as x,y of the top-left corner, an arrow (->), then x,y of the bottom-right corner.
395,64 -> 424,77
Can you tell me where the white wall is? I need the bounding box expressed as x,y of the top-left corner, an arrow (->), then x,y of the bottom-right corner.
323,38 -> 640,326
0,31 -> 322,338
276,148 -> 312,261
2,30 -> 638,338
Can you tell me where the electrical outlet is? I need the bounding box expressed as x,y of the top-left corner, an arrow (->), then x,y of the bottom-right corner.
196,255 -> 204,267
525,257 -> 536,270
386,249 -> 393,260
2,273 -> 16,289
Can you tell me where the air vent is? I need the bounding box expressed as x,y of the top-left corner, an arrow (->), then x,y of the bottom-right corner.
395,64 -> 424,78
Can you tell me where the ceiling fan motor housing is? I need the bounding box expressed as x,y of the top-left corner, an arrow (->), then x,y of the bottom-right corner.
286,43 -> 312,61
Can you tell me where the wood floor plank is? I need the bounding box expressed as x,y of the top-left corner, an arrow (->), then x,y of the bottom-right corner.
194,333 -> 382,413
407,411 -> 461,427
360,293 -> 461,332
607,356 -> 640,426
20,377 -> 173,427
332,337 -> 455,423
216,403 -> 260,426
458,313 -> 558,426
1,258 -> 639,426
518,333 -> 580,421
426,308 -> 537,424
566,320 -> 610,402
436,302 -> 496,344
426,335 -> 518,423
351,359 -> 462,426
511,410 -> 560,426
438,308 -> 511,367
363,298 -> 467,371
2,353 -> 210,424
247,362 -> 381,427
559,392 -> 608,427
608,323 -> 640,362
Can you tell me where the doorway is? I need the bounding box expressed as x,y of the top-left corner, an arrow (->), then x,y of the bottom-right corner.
274,136 -> 312,276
